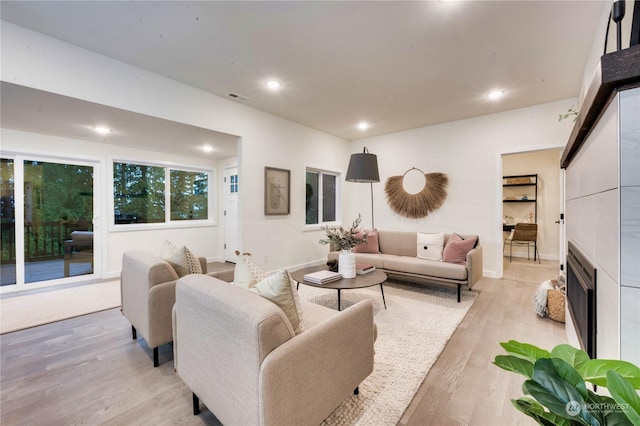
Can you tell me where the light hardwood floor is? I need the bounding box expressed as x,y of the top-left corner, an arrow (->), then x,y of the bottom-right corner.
399,257 -> 566,426
1,258 -> 564,425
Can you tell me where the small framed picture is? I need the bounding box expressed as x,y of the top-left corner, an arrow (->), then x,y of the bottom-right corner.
264,167 -> 290,215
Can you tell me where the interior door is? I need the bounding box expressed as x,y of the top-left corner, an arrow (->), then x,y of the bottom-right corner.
223,166 -> 239,262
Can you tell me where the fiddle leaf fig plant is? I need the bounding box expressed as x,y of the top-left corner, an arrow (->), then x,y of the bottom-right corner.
494,340 -> 640,426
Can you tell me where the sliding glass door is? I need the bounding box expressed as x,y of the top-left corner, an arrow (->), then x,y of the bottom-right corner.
1,156 -> 96,288
1,158 -> 16,285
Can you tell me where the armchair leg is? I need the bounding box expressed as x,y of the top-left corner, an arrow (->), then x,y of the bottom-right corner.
153,347 -> 159,367
354,387 -> 359,395
193,393 -> 200,415
131,326 -> 137,340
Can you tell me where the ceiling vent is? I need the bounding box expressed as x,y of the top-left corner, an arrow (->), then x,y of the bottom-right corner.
227,92 -> 249,101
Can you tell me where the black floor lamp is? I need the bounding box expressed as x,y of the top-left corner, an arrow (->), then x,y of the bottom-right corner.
346,147 -> 380,229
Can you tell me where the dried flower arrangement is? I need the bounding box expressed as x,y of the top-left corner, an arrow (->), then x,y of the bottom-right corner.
319,214 -> 368,251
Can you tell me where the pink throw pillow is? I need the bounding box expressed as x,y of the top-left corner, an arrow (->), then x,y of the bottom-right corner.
442,234 -> 478,265
353,230 -> 380,254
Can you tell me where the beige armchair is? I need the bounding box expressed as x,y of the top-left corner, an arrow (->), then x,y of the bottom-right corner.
121,250 -> 232,367
174,274 -> 375,425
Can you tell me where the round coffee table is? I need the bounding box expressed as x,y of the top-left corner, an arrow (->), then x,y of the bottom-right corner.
290,265 -> 387,311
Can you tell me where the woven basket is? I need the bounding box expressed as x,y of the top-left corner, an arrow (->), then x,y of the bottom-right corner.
547,287 -> 566,323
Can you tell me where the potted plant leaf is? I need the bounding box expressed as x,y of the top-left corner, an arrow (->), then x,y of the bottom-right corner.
493,340 -> 640,425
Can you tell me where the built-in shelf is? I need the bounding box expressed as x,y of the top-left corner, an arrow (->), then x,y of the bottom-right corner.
503,174 -> 538,222
503,173 -> 538,260
503,173 -> 538,224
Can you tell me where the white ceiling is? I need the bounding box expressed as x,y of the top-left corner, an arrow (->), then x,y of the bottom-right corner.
1,82 -> 239,160
1,1 -> 606,143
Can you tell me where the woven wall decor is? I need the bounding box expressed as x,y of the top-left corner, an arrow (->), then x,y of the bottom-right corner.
384,168 -> 448,218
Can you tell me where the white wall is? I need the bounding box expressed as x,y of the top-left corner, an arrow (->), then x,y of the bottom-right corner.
349,100 -> 575,278
503,149 -> 562,261
1,21 -> 349,276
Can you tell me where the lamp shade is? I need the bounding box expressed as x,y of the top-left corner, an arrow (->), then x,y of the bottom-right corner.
346,152 -> 380,183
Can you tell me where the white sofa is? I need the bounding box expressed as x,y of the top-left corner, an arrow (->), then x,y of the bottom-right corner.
174,274 -> 375,425
329,230 -> 482,302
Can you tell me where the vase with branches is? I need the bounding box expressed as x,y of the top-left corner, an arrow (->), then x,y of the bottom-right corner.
319,214 -> 368,251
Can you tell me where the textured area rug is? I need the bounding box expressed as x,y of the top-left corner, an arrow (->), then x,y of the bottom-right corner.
296,281 -> 476,426
0,280 -> 121,334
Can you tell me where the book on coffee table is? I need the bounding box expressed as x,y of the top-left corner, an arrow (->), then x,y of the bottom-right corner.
356,264 -> 375,275
303,270 -> 342,284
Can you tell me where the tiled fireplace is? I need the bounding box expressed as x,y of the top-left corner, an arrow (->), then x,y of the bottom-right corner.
563,83 -> 640,365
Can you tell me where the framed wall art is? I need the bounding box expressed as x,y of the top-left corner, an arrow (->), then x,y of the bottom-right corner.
264,167 -> 290,215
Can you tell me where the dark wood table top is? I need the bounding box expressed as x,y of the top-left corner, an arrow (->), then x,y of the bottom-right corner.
290,265 -> 387,290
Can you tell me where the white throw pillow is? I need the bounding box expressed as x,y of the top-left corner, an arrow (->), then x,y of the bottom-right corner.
232,252 -> 306,334
233,251 -> 269,289
159,239 -> 203,277
249,269 -> 306,335
417,232 -> 445,261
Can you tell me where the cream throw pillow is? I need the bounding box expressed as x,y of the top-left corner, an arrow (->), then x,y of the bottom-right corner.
250,269 -> 306,335
234,252 -> 269,289
160,240 -> 203,277
417,232 -> 445,261
233,252 -> 305,334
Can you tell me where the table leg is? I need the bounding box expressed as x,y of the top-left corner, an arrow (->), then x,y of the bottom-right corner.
337,289 -> 341,311
380,283 -> 387,309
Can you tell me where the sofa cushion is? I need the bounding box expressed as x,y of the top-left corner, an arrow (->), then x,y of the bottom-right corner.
250,269 -> 306,335
300,300 -> 339,328
383,256 -> 468,281
353,230 -> 381,254
443,234 -> 479,265
417,232 -> 444,261
329,251 -> 391,269
377,231 -> 418,257
159,239 -> 202,277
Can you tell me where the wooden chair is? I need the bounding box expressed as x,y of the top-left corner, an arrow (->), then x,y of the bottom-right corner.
505,223 -> 540,263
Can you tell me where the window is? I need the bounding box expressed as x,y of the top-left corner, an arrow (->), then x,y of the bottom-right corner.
113,163 -> 165,224
229,174 -> 238,193
305,168 -> 338,225
113,162 -> 211,225
170,170 -> 208,220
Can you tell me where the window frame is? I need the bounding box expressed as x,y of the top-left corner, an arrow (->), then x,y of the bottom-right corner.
110,158 -> 216,231
304,166 -> 342,229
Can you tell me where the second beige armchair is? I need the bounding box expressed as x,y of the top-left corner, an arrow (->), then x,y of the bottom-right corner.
121,250 -> 232,367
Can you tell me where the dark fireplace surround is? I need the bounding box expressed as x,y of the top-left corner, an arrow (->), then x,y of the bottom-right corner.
566,241 -> 597,359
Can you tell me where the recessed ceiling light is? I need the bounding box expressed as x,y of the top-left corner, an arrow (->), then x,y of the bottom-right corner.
94,126 -> 111,135
357,121 -> 370,131
487,90 -> 505,100
202,145 -> 214,153
266,80 -> 281,90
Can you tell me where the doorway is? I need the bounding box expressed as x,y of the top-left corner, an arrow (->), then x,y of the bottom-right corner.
500,148 -> 563,280
1,156 -> 98,289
